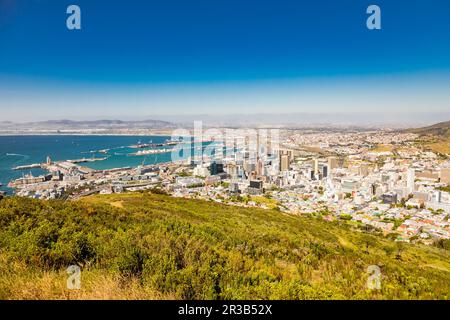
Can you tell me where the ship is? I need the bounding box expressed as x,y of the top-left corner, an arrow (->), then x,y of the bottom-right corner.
130,143 -> 156,148
129,148 -> 172,156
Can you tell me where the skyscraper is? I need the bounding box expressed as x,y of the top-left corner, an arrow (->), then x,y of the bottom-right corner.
256,158 -> 265,176
327,156 -> 338,170
280,155 -> 290,172
314,159 -> 319,177
407,168 -> 415,194
322,165 -> 328,178
210,161 -> 224,175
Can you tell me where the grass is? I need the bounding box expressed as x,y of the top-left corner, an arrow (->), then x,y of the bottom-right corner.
371,144 -> 394,153
425,140 -> 450,155
0,192 -> 449,299
249,196 -> 279,209
0,255 -> 170,299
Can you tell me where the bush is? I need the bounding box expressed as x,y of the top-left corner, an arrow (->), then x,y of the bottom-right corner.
0,194 -> 449,299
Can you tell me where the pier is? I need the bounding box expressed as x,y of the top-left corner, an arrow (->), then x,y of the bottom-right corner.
12,163 -> 42,170
129,140 -> 179,149
67,156 -> 109,164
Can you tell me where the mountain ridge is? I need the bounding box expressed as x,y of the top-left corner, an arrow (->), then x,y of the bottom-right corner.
406,120 -> 450,138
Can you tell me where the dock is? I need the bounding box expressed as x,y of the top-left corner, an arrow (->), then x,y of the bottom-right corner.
67,156 -> 109,164
12,163 -> 42,170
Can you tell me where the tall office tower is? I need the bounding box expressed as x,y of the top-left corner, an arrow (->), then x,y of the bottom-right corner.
314,159 -> 319,176
280,154 -> 290,172
255,158 -> 263,176
327,156 -> 338,170
279,149 -> 293,159
210,161 -> 224,175
322,165 -> 328,178
407,168 -> 415,194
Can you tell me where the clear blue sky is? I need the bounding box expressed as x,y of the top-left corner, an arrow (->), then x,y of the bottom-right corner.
0,0 -> 449,121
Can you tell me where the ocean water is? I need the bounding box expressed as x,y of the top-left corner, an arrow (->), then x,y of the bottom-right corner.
0,135 -> 176,194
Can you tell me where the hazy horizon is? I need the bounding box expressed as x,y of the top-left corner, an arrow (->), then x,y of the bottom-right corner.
1,111 -> 449,129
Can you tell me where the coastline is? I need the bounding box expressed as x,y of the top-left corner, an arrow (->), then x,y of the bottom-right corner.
0,134 -> 180,194
0,132 -> 175,137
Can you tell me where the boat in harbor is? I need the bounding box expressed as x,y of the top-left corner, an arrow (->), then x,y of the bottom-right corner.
129,148 -> 173,156
82,149 -> 110,155
130,143 -> 156,148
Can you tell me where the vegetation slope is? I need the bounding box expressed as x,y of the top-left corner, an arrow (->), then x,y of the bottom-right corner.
407,120 -> 450,138
405,120 -> 450,155
0,192 -> 449,300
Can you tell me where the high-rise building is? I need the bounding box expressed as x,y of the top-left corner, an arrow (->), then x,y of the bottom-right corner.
407,168 -> 415,194
310,170 -> 315,180
314,159 -> 319,176
322,165 -> 328,178
327,156 -> 338,170
280,155 -> 290,172
256,158 -> 265,176
328,156 -> 344,169
210,161 -> 224,175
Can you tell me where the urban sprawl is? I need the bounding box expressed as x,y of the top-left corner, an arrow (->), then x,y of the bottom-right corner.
4,129 -> 450,245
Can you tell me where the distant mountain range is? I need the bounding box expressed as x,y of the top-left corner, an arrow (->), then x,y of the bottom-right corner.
0,119 -> 176,131
1,117 -> 450,134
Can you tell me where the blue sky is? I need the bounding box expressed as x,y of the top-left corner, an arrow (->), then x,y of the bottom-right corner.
0,0 -> 449,122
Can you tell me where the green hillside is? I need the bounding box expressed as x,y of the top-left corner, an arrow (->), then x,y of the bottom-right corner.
0,192 -> 449,299
407,120 -> 450,138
